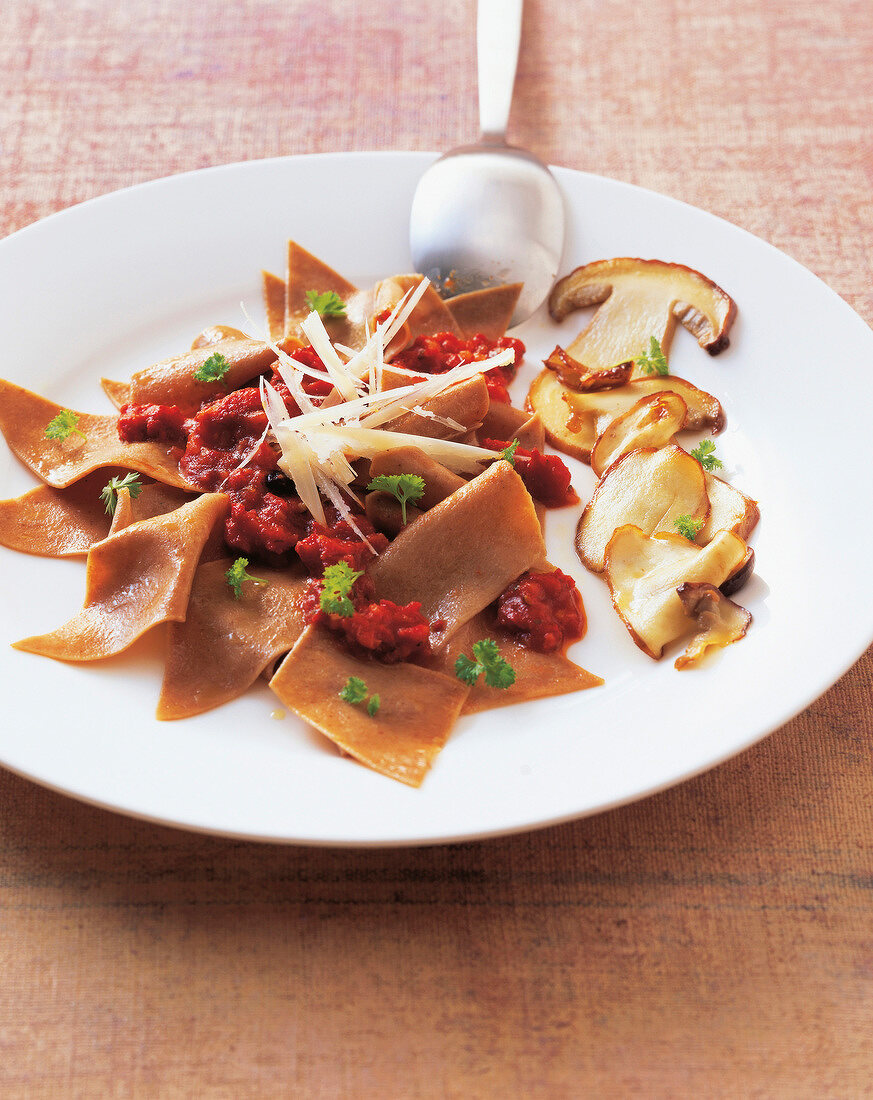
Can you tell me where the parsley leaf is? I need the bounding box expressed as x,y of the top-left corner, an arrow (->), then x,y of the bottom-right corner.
339,676 -> 368,705
44,409 -> 86,442
339,677 -> 380,718
689,439 -> 723,471
193,352 -> 232,384
100,472 -> 144,516
367,473 -> 426,525
454,638 -> 516,690
499,439 -> 520,467
225,556 -> 269,598
674,514 -> 704,541
306,290 -> 347,318
635,336 -> 669,376
320,561 -> 363,617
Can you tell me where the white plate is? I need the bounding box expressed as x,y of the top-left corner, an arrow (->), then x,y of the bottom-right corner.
1,152 -> 871,846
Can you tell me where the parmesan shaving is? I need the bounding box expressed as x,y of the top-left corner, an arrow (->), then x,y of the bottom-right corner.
307,424 -> 496,473
301,311 -> 362,403
404,407 -> 467,433
379,278 -> 431,347
255,287 -> 511,530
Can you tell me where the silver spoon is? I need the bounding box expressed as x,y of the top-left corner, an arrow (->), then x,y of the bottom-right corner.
409,0 -> 565,325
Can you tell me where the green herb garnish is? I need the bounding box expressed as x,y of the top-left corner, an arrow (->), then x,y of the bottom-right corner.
320,561 -> 363,617
339,677 -> 380,718
367,473 -> 426,525
635,336 -> 669,376
193,352 -> 232,383
44,409 -> 86,442
100,472 -> 143,516
339,676 -> 368,705
225,556 -> 269,599
499,439 -> 520,467
674,514 -> 704,541
306,290 -> 347,318
689,438 -> 723,472
454,638 -> 516,689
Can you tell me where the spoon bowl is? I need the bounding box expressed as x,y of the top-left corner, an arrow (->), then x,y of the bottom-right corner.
409,0 -> 565,326
410,143 -> 565,324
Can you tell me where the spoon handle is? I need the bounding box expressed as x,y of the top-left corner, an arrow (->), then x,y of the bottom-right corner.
477,0 -> 523,144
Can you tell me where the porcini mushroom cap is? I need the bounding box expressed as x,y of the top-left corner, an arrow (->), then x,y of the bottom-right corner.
548,257 -> 737,375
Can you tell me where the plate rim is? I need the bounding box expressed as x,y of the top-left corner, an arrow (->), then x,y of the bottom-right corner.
1,150 -> 872,846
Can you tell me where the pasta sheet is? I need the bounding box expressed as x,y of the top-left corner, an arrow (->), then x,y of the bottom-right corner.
13,493 -> 228,661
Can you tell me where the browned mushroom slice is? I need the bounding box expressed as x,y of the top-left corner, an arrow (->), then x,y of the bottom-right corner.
543,347 -> 633,392
369,461 -> 546,639
696,472 -> 760,545
721,546 -> 756,597
158,559 -> 311,719
590,392 -> 689,477
261,270 -> 286,343
13,493 -> 228,662
603,525 -> 749,658
427,610 -> 603,714
124,337 -> 277,407
674,582 -> 752,669
445,283 -> 522,339
0,379 -> 192,490
577,445 -> 709,573
548,257 -> 737,376
527,369 -> 723,462
269,624 -> 470,787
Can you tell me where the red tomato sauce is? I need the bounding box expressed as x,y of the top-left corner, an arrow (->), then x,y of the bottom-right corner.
391,332 -> 524,404
296,520 -> 389,574
302,574 -> 432,663
118,379 -> 380,565
480,439 -> 577,508
117,402 -> 190,449
496,569 -> 586,653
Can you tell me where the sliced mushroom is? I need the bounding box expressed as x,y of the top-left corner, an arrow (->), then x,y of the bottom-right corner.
548,257 -> 737,376
674,582 -> 752,669
696,473 -> 760,546
721,546 -> 756,597
527,369 -> 723,462
576,445 -> 709,572
543,347 -> 633,392
590,392 -> 688,477
603,525 -> 749,658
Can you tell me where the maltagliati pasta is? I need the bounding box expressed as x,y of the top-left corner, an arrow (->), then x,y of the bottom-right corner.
0,242 -> 603,787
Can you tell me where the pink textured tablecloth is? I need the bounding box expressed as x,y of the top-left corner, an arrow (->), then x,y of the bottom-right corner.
1,1 -> 871,1094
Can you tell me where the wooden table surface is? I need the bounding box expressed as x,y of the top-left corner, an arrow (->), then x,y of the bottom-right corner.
2,1 -> 872,1095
